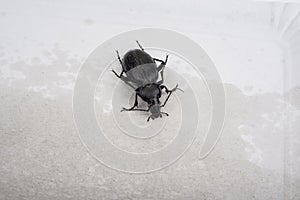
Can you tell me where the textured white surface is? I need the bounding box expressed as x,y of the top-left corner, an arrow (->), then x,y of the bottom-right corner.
0,0 -> 299,199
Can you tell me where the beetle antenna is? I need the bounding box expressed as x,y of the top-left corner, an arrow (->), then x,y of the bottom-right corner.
161,112 -> 169,116
136,40 -> 144,51
177,87 -> 184,92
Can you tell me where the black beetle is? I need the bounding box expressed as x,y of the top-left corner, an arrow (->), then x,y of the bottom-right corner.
112,41 -> 182,122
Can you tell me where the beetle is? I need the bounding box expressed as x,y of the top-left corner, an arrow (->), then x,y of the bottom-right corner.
112,41 -> 182,122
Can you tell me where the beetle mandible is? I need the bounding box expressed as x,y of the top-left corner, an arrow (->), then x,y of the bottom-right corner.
112,41 -> 182,122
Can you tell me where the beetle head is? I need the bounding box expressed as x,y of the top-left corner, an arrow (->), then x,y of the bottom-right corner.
149,104 -> 162,120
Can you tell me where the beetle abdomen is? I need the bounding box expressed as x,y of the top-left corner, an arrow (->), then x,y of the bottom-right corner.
123,49 -> 154,72
126,63 -> 158,86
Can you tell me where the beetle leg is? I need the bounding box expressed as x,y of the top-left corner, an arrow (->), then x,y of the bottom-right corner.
116,50 -> 126,73
112,69 -> 123,78
157,67 -> 165,84
120,93 -> 139,112
113,50 -> 136,89
161,91 -> 173,107
156,55 -> 169,84
122,108 -> 149,112
161,84 -> 184,93
147,115 -> 155,122
157,63 -> 165,71
161,112 -> 169,116
160,84 -> 184,107
116,50 -> 123,66
136,40 -> 144,51
157,64 -> 166,84
154,58 -> 164,63
160,84 -> 173,93
112,50 -> 125,78
112,69 -> 135,89
154,55 -> 169,67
